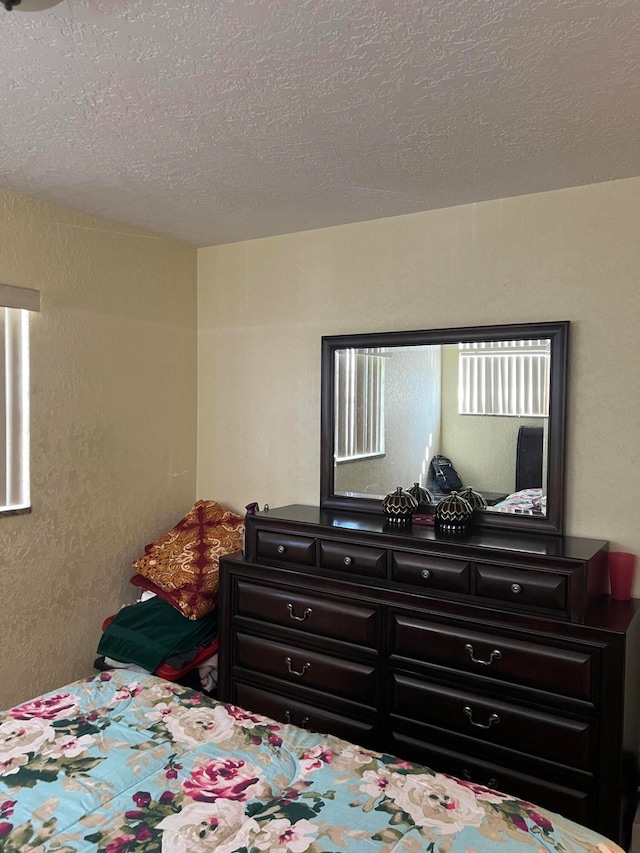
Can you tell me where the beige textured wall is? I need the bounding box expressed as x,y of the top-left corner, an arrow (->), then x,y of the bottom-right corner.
198,176 -> 640,591
0,190 -> 197,708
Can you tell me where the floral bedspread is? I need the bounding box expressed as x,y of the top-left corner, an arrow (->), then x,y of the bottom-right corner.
0,669 -> 621,853
494,488 -> 547,514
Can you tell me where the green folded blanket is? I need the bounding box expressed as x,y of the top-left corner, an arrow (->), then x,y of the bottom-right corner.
97,596 -> 217,672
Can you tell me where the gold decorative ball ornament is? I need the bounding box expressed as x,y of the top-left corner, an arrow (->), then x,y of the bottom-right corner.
407,482 -> 435,509
459,487 -> 488,510
382,486 -> 418,524
435,491 -> 473,532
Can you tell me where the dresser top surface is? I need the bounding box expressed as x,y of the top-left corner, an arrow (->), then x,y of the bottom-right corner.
252,504 -> 608,562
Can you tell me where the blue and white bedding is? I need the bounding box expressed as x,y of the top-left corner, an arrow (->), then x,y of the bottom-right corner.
0,669 -> 621,853
494,488 -> 547,514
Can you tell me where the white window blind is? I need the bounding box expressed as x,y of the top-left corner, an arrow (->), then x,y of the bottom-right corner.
458,339 -> 550,417
0,284 -> 39,513
335,348 -> 385,462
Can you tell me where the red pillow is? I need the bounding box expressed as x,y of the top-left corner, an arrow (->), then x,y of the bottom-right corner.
130,573 -> 210,613
132,500 -> 244,619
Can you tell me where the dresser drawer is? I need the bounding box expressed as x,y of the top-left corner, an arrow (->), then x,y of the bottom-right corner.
233,681 -> 377,747
389,733 -> 591,826
235,632 -> 378,708
391,552 -> 470,593
390,613 -> 595,701
319,539 -> 386,578
256,530 -> 316,566
391,673 -> 593,770
475,563 -> 567,612
235,580 -> 380,650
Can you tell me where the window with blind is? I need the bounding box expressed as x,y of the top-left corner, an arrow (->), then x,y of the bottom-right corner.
458,339 -> 551,417
334,348 -> 385,462
0,284 -> 39,514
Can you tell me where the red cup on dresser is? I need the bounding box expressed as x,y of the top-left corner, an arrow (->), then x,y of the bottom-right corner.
608,551 -> 636,600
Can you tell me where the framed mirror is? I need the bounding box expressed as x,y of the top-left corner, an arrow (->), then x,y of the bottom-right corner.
320,321 -> 568,535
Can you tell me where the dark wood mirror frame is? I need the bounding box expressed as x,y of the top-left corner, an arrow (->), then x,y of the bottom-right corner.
320,321 -> 569,535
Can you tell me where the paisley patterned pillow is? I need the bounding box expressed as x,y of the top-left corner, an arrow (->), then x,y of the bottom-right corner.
133,500 -> 244,619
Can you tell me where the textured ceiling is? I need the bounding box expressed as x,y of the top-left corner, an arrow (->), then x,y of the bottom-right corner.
0,0 -> 638,247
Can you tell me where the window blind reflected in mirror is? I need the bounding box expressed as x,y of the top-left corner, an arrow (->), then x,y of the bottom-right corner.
335,348 -> 385,462
458,340 -> 551,417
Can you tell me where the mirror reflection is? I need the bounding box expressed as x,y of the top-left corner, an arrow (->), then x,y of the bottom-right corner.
333,338 -> 551,518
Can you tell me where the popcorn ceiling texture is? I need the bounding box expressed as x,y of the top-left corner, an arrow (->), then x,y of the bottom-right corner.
0,0 -> 638,247
0,189 -> 197,708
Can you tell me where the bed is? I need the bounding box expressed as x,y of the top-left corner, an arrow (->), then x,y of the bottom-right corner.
0,669 -> 622,853
493,487 -> 547,514
492,426 -> 546,514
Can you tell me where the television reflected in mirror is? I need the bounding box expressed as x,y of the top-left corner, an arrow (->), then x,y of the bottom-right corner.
320,322 -> 569,535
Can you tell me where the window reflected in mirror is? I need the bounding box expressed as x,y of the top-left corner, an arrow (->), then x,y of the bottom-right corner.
335,348 -> 385,463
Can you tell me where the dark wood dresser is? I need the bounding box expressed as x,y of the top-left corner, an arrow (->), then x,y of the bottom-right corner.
218,504 -> 640,845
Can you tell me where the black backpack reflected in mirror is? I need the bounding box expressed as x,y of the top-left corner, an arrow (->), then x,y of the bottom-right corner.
426,455 -> 464,495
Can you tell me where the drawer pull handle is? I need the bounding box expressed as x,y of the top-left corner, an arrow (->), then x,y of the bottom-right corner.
511,583 -> 522,594
287,603 -> 313,622
465,644 -> 502,666
285,710 -> 311,729
421,569 -> 431,580
463,705 -> 500,729
277,545 -> 286,554
462,768 -> 500,790
343,556 -> 353,566
285,657 -> 310,677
